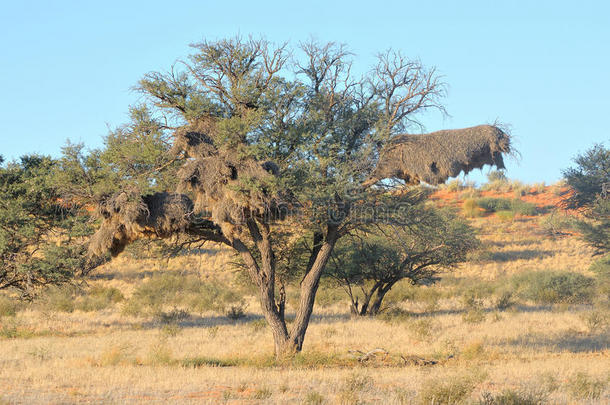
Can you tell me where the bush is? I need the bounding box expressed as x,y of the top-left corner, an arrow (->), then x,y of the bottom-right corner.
494,291 -> 515,311
38,286 -> 76,312
567,372 -> 606,400
474,198 -> 537,216
538,211 -> 579,236
122,274 -> 242,317
418,374 -> 479,405
496,210 -> 515,222
589,255 -> 610,298
75,286 -> 124,312
0,295 -> 18,317
463,198 -> 483,218
478,388 -> 548,405
487,170 -> 507,183
511,271 -> 595,304
226,302 -> 247,320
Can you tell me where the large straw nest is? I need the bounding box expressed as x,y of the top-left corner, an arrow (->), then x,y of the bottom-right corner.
367,125 -> 511,185
89,191 -> 194,257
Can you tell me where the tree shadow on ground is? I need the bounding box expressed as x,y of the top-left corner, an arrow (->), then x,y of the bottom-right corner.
488,249 -> 554,262
135,312 -> 352,330
501,330 -> 610,353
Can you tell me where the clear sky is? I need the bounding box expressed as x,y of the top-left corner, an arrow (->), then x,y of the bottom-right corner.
1,1 -> 608,184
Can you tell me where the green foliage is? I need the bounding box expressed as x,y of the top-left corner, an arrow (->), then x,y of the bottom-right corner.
0,295 -> 18,317
566,372 -> 606,400
510,271 -> 595,304
589,255 -> 610,298
495,210 -> 515,222
36,285 -> 124,313
326,206 -> 478,315
418,374 -> 480,405
474,197 -> 537,216
121,273 -> 241,317
0,156 -> 96,296
538,210 -> 579,236
563,143 -> 610,254
563,143 -> 610,208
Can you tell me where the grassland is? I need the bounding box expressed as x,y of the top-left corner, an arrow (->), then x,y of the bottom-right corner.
0,185 -> 608,404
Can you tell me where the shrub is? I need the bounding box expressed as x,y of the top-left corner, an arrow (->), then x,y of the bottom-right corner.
146,340 -> 174,365
302,391 -> 326,405
377,307 -> 411,323
418,374 -> 479,405
462,289 -> 487,323
478,388 -> 548,405
474,198 -> 537,216
0,295 -> 18,317
538,211 -> 579,236
487,170 -> 507,183
446,179 -> 465,192
122,274 -> 242,317
338,373 -> 372,405
226,302 -> 247,320
589,255 -> 610,297
463,198 -> 483,218
38,286 -> 76,312
511,271 -> 595,304
409,318 -> 436,339
496,210 -> 515,222
580,310 -> 608,334
494,291 -> 515,311
253,387 -> 272,400
566,372 -> 606,400
75,286 -> 124,312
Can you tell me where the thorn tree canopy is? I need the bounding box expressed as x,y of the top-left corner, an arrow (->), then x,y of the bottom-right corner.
68,36 -> 511,357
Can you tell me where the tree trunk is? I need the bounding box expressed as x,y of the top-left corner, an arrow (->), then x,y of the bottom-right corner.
367,282 -> 395,316
285,226 -> 339,354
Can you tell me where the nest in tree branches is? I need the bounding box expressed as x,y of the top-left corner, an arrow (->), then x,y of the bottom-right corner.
89,191 -> 195,257
367,125 -> 511,185
177,153 -> 287,238
170,118 -> 217,159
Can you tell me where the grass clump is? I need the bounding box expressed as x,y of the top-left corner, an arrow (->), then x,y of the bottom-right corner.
495,210 -> 515,222
75,286 -> 124,312
475,197 -> 537,216
566,372 -> 606,401
463,198 -> 483,218
122,273 -> 242,317
589,255 -> 610,298
337,373 -> 372,405
538,211 -> 579,236
418,373 -> 481,405
302,391 -> 326,405
478,388 -> 548,404
377,307 -> 411,323
494,291 -> 515,311
0,295 -> 18,317
511,271 -> 595,304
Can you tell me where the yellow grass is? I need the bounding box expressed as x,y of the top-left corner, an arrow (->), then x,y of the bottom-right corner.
0,213 -> 608,404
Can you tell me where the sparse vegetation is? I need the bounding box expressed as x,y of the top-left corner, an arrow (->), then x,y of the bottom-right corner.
511,270 -> 595,304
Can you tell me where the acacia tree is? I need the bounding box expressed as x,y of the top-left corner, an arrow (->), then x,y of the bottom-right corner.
0,155 -> 96,297
563,143 -> 610,254
327,207 -> 478,316
70,37 -> 510,357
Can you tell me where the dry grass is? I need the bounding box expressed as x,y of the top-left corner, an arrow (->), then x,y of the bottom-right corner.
1,188 -> 609,404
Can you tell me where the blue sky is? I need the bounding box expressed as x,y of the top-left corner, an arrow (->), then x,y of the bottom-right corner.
1,1 -> 608,183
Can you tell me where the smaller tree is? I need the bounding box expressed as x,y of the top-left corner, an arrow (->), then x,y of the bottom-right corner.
563,143 -> 610,254
326,207 -> 478,315
0,155 -> 97,297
